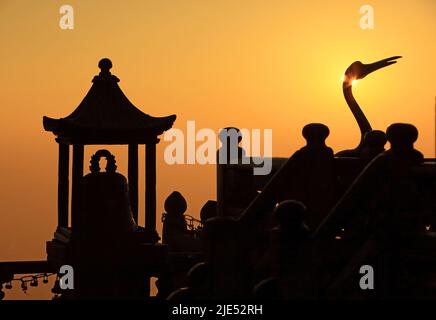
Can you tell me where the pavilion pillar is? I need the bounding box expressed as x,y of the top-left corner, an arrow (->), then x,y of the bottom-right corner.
71,144 -> 84,230
128,144 -> 139,223
144,142 -> 158,298
57,143 -> 69,228
145,142 -> 157,241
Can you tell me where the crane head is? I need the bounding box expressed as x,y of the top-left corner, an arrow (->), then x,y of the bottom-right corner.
343,56 -> 402,85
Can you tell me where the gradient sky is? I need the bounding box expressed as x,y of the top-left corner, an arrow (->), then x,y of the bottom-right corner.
0,0 -> 435,299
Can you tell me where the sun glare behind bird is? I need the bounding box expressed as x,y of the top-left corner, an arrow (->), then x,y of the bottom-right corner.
352,79 -> 358,86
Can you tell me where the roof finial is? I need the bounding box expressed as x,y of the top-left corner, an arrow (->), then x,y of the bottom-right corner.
98,58 -> 112,75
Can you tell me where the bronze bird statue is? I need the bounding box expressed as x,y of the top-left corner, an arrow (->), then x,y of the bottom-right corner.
336,56 -> 402,157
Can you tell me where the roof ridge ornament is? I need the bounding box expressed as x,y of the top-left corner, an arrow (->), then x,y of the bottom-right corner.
93,58 -> 120,83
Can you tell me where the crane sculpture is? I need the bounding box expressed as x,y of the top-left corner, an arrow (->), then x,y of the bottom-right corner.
336,56 -> 402,157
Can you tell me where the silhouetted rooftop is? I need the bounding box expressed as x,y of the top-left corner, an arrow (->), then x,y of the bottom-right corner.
43,58 -> 176,144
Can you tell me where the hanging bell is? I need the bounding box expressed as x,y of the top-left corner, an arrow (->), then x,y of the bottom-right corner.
30,277 -> 38,287
77,150 -> 142,299
79,149 -> 138,244
21,280 -> 27,292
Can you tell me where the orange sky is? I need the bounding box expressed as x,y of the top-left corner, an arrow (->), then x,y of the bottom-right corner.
0,0 -> 435,299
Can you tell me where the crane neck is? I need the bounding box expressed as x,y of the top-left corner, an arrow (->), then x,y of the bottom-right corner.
342,81 -> 372,147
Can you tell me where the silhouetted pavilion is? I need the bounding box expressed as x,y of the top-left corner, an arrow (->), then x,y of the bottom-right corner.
43,58 -> 176,242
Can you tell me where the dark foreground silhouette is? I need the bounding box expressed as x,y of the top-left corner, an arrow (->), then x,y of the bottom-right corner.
0,58 -> 434,300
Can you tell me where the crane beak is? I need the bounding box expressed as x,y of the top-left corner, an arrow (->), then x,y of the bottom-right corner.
360,56 -> 402,79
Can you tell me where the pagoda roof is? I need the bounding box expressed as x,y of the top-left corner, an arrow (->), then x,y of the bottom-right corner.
43,58 -> 176,144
